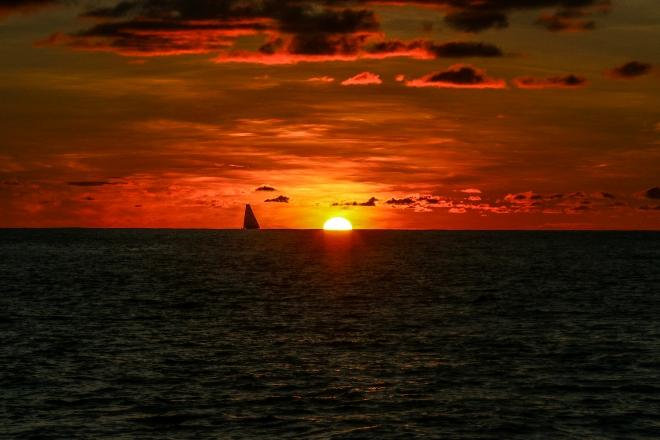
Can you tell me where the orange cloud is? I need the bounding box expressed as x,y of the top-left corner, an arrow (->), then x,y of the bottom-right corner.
307,76 -> 335,83
341,72 -> 382,86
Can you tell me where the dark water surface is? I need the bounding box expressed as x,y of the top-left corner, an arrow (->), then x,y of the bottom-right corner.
1,230 -> 660,439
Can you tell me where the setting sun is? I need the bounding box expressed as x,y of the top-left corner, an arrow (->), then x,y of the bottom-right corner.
323,217 -> 353,231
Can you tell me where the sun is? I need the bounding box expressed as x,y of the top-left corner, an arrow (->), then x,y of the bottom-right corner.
323,217 -> 353,231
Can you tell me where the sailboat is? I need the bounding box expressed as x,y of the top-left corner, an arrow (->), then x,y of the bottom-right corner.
243,204 -> 260,230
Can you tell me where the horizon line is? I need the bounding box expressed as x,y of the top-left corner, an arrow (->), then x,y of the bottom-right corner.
1,227 -> 659,232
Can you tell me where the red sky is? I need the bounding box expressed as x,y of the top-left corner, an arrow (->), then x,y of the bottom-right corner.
1,0 -> 659,229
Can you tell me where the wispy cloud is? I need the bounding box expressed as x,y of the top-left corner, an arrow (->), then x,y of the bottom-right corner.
341,72 -> 382,86
513,75 -> 587,89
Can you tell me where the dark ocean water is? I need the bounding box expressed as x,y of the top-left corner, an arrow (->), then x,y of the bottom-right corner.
1,230 -> 660,439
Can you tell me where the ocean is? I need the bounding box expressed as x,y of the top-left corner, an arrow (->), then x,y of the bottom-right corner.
1,230 -> 659,439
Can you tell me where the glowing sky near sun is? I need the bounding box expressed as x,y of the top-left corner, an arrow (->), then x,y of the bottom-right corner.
0,0 -> 659,229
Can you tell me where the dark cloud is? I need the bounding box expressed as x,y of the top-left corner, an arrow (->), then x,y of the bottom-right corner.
386,197 -> 416,206
287,33 -> 367,56
40,0 -> 611,59
364,39 -> 504,59
0,0 -> 56,7
430,66 -> 484,84
265,195 -> 290,203
0,0 -> 58,18
45,0 -> 380,59
645,187 -> 660,199
382,194 -> 505,213
82,2 -> 138,18
44,18 -> 272,57
407,64 -> 506,89
333,196 -> 378,206
427,41 -> 503,58
536,9 -> 596,32
67,181 -> 111,187
256,185 -> 277,192
444,10 -> 508,33
514,74 -> 587,89
608,61 -> 653,79
422,0 -> 609,32
419,196 -> 440,204
502,189 -> 623,214
360,197 -> 378,206
277,7 -> 378,35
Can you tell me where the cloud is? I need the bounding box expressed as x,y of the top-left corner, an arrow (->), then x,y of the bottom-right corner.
444,10 -> 508,33
283,33 -> 370,57
201,38 -> 504,64
607,61 -> 653,79
386,197 -> 416,206
383,193 -> 516,214
43,1 -> 380,58
0,0 -> 58,19
596,192 -> 616,199
277,7 -> 379,35
67,181 -> 112,187
501,190 -> 623,214
256,185 -> 276,192
645,187 -> 660,200
307,76 -> 335,83
49,30 -> 508,63
460,188 -> 482,194
360,196 -> 378,206
41,20 -> 273,57
265,195 -> 290,203
38,0 -> 608,60
536,9 -> 596,32
341,71 -> 382,86
505,191 -> 544,205
377,190 -> 615,216
406,65 -> 506,89
437,0 -> 609,33
366,40 -> 503,59
333,196 -> 378,206
384,196 -> 447,211
513,75 -> 587,89
427,41 -> 503,58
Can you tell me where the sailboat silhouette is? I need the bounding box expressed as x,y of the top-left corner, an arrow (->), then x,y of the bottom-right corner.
243,204 -> 260,230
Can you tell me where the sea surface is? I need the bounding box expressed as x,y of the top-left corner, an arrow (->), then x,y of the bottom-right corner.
1,230 -> 660,439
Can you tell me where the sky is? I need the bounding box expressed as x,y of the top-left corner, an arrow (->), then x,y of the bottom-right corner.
0,0 -> 659,229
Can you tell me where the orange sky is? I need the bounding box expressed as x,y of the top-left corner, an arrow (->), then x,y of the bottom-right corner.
1,0 -> 659,229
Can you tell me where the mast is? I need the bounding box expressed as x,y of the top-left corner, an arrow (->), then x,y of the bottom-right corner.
243,204 -> 260,229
